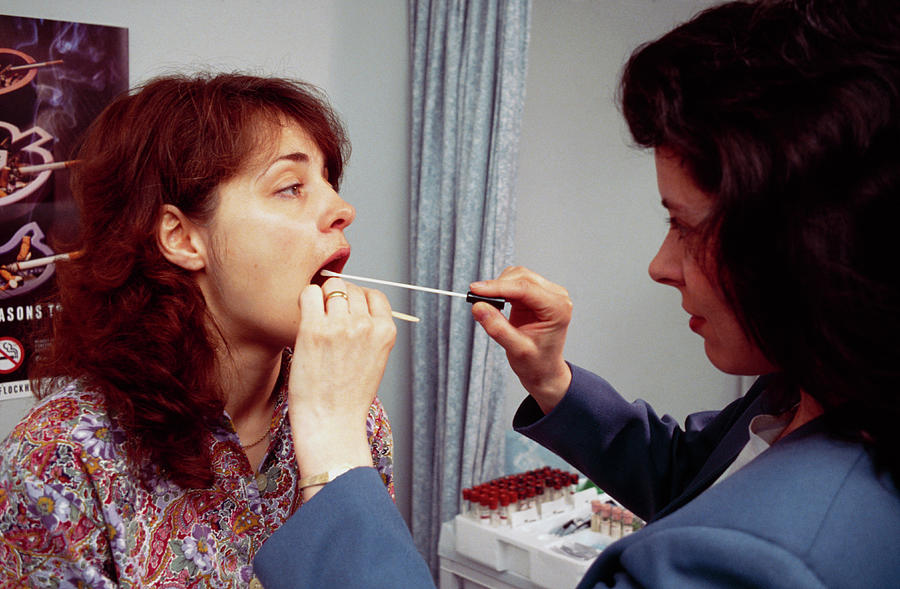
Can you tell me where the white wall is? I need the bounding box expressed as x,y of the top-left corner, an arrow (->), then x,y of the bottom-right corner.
2,0 -> 743,529
507,0 -> 738,430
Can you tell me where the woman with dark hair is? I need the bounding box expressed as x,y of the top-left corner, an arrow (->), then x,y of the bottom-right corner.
252,1 -> 899,587
0,73 -> 397,586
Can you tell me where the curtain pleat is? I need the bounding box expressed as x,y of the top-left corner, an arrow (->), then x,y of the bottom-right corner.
408,0 -> 531,574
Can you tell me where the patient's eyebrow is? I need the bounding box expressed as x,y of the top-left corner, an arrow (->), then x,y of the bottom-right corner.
257,151 -> 310,181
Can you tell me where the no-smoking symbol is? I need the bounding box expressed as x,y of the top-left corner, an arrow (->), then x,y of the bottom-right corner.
0,337 -> 25,374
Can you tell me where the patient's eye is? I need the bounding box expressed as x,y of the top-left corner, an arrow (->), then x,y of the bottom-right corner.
276,183 -> 303,198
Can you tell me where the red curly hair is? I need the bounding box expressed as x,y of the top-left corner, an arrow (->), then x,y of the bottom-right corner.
31,73 -> 350,488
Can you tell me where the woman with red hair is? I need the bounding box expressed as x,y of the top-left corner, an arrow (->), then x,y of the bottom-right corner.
0,73 -> 397,587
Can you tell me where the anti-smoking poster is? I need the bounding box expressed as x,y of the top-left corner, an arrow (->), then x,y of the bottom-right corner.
1,15 -> 127,400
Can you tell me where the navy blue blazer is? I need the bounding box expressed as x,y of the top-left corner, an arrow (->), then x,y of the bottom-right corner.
253,365 -> 900,588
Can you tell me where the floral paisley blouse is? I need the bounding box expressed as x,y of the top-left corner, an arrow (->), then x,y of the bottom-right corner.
0,372 -> 394,588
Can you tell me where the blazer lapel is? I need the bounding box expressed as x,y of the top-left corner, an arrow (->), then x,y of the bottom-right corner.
653,376 -> 775,520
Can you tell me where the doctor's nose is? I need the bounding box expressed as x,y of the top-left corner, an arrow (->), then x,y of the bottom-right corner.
649,230 -> 684,288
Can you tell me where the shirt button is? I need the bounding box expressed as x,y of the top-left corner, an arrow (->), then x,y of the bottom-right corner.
249,576 -> 264,589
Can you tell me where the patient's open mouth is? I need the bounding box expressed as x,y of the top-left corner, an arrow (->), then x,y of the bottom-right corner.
311,253 -> 349,288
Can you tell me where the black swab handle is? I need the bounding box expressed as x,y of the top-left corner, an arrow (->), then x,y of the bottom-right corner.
466,292 -> 507,310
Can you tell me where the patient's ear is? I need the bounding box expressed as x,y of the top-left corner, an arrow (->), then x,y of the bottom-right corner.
157,204 -> 207,271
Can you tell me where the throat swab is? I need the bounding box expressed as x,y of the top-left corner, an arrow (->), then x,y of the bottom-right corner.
320,269 -> 506,311
390,311 -> 420,323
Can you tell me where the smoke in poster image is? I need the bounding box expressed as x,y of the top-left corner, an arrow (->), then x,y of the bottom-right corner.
1,14 -> 127,393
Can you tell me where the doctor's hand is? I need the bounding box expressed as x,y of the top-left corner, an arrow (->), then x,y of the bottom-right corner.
469,266 -> 573,414
288,278 -> 396,499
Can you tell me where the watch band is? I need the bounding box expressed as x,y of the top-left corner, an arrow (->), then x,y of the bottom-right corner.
298,465 -> 354,490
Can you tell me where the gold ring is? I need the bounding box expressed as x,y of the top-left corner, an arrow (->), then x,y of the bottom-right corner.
325,290 -> 349,302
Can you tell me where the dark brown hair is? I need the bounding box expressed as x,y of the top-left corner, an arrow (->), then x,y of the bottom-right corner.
621,0 -> 900,485
32,73 -> 350,488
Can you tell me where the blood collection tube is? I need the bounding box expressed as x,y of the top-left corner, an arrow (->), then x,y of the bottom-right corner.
566,473 -> 577,506
461,488 -> 472,517
498,493 -> 511,527
508,489 -> 518,513
535,482 -> 545,518
610,506 -> 623,539
479,493 -> 492,526
552,479 -> 566,514
590,500 -> 604,533
599,503 -> 612,536
622,511 -> 634,536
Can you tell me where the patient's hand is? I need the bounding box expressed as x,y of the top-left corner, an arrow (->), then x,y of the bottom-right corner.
288,278 -> 396,498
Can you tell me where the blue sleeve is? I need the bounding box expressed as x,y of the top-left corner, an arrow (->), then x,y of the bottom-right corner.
253,467 -> 435,589
513,364 -> 757,520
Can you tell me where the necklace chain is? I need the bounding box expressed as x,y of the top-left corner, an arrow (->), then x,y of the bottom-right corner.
237,399 -> 277,450
240,426 -> 271,449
